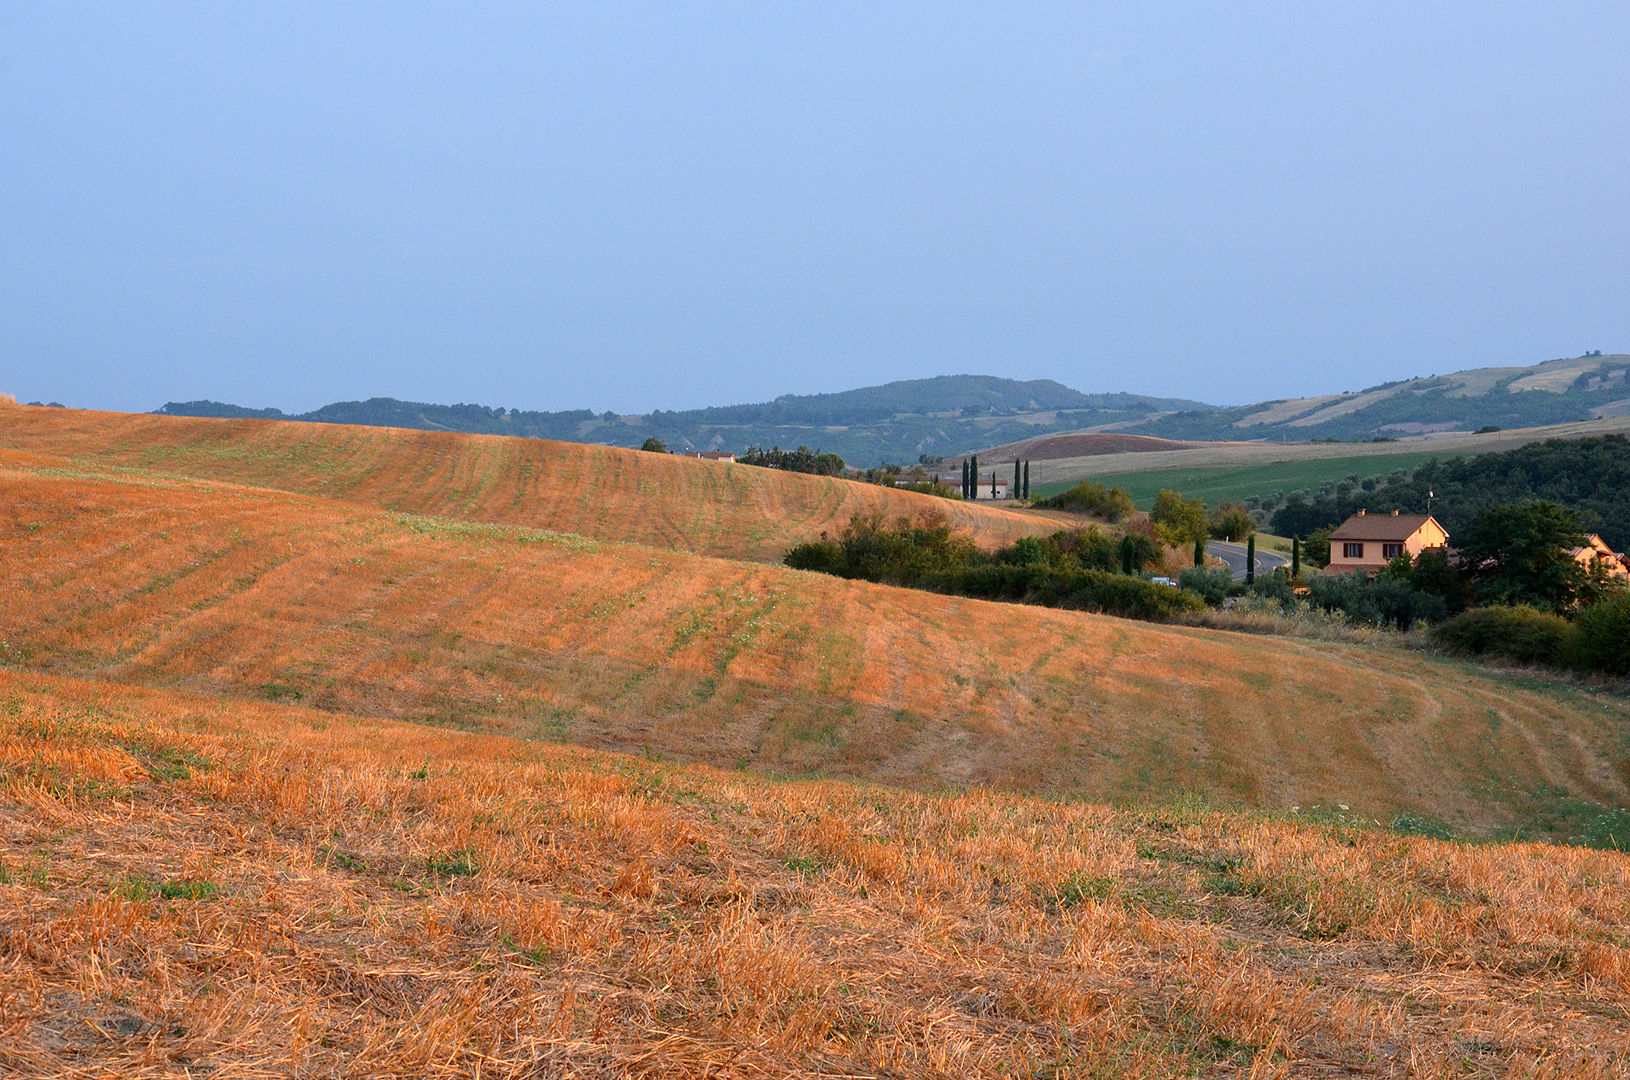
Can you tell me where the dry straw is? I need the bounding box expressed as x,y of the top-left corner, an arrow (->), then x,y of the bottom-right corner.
2,671 -> 1628,1077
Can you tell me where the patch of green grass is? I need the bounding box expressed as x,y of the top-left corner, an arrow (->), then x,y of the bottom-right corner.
781,854 -> 821,876
114,877 -> 220,901
426,851 -> 479,877
1391,813 -> 1457,841
1053,873 -> 1116,906
159,879 -> 220,901
1033,452 -> 1445,509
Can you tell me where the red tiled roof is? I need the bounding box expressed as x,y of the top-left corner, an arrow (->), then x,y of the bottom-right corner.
1328,512 -> 1444,542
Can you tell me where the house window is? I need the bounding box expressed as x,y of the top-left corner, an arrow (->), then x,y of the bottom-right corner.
1343,542 -> 1364,559
1382,543 -> 1405,559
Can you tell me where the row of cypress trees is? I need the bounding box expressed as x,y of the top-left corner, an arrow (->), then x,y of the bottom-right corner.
960,456 -> 1031,499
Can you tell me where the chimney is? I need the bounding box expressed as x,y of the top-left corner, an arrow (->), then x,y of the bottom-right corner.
1392,509 -> 1399,516
1357,509 -> 1365,516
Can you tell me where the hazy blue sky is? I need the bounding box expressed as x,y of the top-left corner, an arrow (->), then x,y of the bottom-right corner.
3,3 -> 1627,414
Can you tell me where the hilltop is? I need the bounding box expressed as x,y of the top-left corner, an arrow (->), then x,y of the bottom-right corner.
0,404 -> 1062,563
157,375 -> 1211,467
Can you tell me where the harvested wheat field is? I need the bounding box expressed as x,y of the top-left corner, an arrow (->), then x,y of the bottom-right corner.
3,670 -> 1630,1078
4,446 -> 1629,836
0,404 -> 1065,561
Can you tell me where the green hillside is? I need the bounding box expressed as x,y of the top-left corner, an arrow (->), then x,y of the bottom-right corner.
1122,353 -> 1630,442
1044,451 -> 1447,508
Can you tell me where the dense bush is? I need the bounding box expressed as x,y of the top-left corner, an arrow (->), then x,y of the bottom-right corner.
999,528 -> 1125,573
952,565 -> 1203,620
784,510 -> 975,585
1178,566 -> 1235,606
1573,594 -> 1630,676
1431,605 -> 1577,666
1033,480 -> 1135,522
1305,571 -> 1447,630
1208,502 -> 1256,542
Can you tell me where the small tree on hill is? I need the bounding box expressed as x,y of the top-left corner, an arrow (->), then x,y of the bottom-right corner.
1151,490 -> 1207,548
1209,502 -> 1256,543
641,437 -> 668,453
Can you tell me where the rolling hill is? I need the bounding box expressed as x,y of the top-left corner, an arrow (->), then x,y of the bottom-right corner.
7,404 -> 1630,1076
4,435 -> 1628,831
0,404 -> 1064,562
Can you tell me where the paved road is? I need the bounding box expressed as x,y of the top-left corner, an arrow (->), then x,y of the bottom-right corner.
1207,539 -> 1291,582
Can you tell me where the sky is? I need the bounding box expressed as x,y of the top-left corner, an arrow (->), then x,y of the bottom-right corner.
2,3 -> 1628,415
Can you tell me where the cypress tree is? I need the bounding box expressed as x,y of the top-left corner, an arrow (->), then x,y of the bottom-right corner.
1292,534 -> 1301,579
1246,533 -> 1256,585
1194,535 -> 1205,567
1120,535 -> 1134,575
961,458 -> 968,497
1022,460 -> 1030,499
1013,460 -> 1021,499
970,454 -> 978,498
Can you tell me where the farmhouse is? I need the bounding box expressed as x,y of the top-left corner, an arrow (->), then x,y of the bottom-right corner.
1325,510 -> 1448,574
1570,533 -> 1630,581
685,451 -> 736,462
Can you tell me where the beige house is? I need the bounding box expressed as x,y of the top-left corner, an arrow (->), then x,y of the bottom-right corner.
685,451 -> 736,462
1325,510 -> 1448,574
1570,534 -> 1630,581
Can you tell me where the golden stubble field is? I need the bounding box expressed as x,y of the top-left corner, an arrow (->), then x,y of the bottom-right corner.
0,405 -> 1067,561
3,447 -> 1628,834
2,671 -> 1629,1078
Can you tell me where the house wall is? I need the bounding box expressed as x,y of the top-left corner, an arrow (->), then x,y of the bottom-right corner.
1326,520 -> 1447,573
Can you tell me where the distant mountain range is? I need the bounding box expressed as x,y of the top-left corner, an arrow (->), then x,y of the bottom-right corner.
155,376 -> 1211,466
157,353 -> 1628,465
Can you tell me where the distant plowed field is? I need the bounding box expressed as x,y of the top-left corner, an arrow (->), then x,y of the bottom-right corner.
5,451 -> 1627,833
973,431 -> 1198,462
0,405 -> 1062,561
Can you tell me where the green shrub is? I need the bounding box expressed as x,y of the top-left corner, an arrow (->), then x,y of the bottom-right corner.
1432,605 -> 1577,666
1573,594 -> 1630,676
783,510 -> 976,585
948,565 -> 1204,621
1033,480 -> 1136,522
1178,566 -> 1234,606
1306,570 -> 1446,630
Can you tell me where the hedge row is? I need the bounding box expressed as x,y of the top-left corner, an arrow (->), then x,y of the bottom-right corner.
929,565 -> 1205,621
